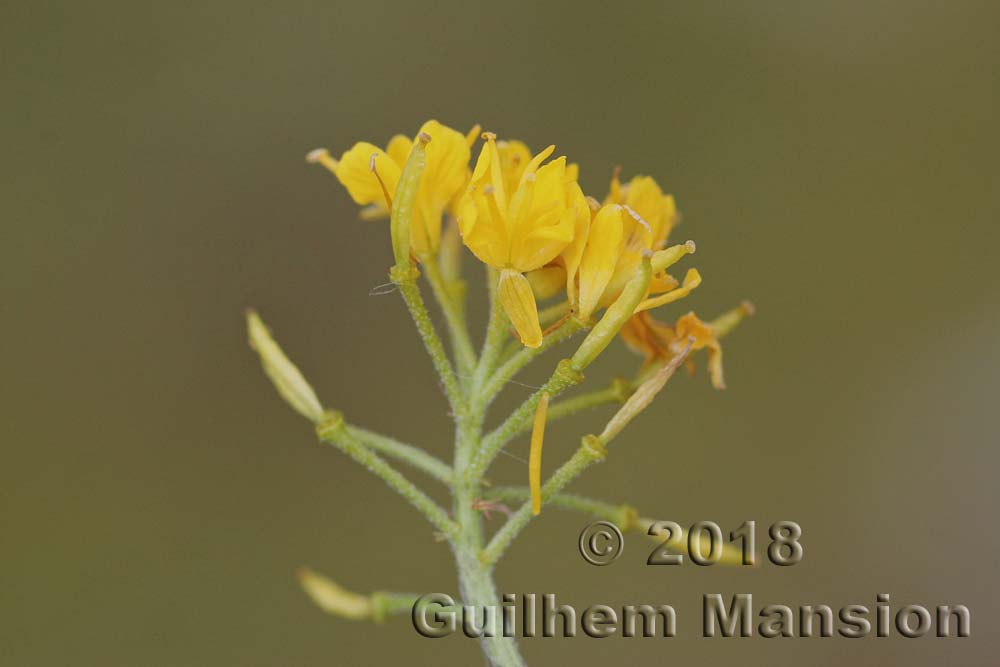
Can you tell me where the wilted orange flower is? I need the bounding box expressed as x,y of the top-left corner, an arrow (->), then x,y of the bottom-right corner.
621,301 -> 754,390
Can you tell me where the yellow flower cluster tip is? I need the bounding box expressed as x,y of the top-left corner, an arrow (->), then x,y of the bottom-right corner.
311,120 -> 749,379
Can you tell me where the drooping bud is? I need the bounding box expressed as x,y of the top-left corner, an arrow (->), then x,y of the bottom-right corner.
247,310 -> 323,422
298,567 -> 373,620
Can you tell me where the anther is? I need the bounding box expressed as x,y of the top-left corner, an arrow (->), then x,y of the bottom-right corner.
623,205 -> 653,236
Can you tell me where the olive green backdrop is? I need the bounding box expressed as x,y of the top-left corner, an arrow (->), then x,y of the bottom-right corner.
4,1 -> 998,665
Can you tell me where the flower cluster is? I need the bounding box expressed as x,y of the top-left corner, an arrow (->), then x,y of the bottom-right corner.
309,119 -> 749,388
251,119 -> 754,666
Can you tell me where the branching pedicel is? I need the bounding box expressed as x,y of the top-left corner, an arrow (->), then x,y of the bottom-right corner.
249,120 -> 754,666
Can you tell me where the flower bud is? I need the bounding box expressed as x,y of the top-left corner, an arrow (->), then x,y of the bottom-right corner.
297,567 -> 373,620
247,310 -> 323,422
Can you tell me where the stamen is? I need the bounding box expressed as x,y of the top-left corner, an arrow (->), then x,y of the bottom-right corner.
369,152 -> 394,211
622,205 -> 653,237
305,148 -> 339,174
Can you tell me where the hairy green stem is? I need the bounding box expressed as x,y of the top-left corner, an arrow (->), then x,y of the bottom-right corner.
391,268 -> 466,419
470,267 -> 507,402
484,487 -> 636,528
500,380 -> 631,442
421,255 -> 478,380
348,425 -> 452,485
469,358 -> 585,480
316,411 -> 458,538
451,413 -> 526,666
479,318 -> 585,403
481,438 -> 607,565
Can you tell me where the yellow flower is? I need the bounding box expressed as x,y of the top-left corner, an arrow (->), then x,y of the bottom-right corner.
607,168 -> 679,248
599,171 -> 684,310
565,203 -> 625,322
309,120 -> 472,257
457,133 -> 588,347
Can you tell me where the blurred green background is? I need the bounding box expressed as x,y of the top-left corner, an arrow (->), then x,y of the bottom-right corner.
4,1 -> 998,665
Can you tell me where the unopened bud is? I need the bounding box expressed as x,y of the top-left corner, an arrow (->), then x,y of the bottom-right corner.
247,310 -> 323,422
297,567 -> 373,620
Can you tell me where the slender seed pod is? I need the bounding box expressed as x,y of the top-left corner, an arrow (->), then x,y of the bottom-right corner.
529,393 -> 550,515
390,133 -> 430,267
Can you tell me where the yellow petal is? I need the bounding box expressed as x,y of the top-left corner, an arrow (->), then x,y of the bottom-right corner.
526,265 -> 567,301
674,312 -> 726,390
518,144 -> 556,186
386,134 -> 413,168
497,139 -> 533,195
529,393 -> 549,515
509,157 -> 576,271
413,120 -> 471,255
634,268 -> 702,313
564,162 -> 579,183
333,142 -> 401,209
559,182 -> 592,305
457,190 -> 506,267
577,205 -> 624,321
498,269 -> 543,348
464,123 -> 482,148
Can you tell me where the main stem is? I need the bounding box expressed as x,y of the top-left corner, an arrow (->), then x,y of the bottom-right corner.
451,395 -> 525,666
